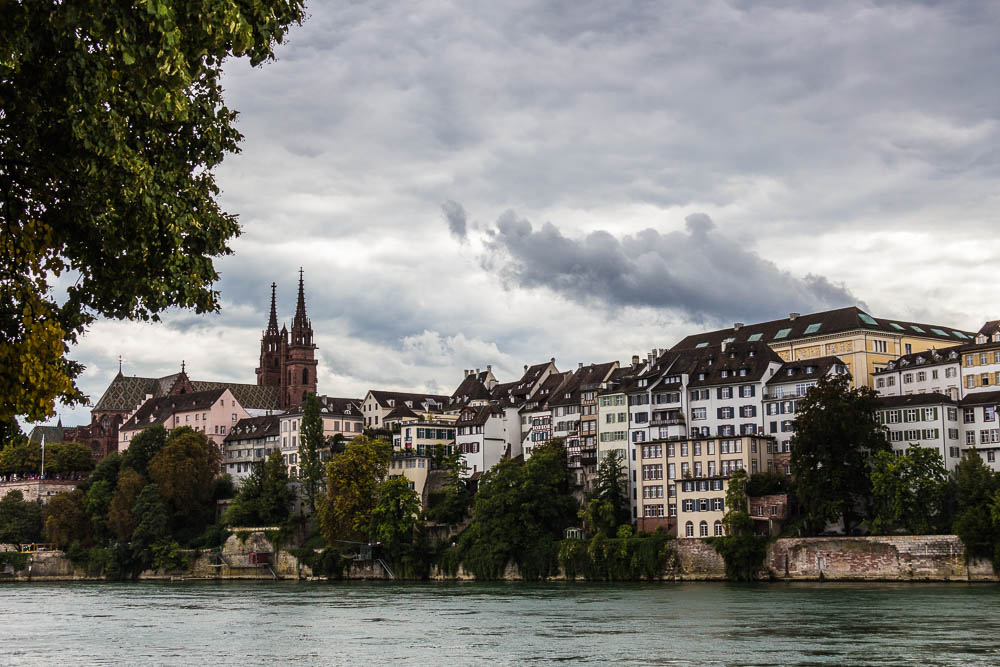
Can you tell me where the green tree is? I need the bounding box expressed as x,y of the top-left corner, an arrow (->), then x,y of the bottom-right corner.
952,451 -> 999,563
0,438 -> 41,475
583,449 -> 629,536
790,375 -> 891,534
107,469 -> 145,541
0,0 -> 307,422
130,484 -> 171,567
148,428 -> 220,540
460,440 -> 579,580
224,449 -> 291,527
122,425 -> 168,477
426,447 -> 471,524
50,441 -> 95,474
371,477 -> 421,551
80,452 -> 122,493
0,490 -> 43,545
84,480 -> 115,543
710,469 -> 769,581
43,489 -> 91,548
319,436 -> 391,542
298,393 -> 325,512
869,446 -> 950,535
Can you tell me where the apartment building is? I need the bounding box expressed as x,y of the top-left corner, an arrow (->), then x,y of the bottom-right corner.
223,415 -> 281,480
874,348 -> 962,400
875,393 -> 962,471
394,417 -> 457,456
672,307 -> 973,388
119,388 -> 249,452
763,356 -> 850,474
279,396 -> 363,477
455,404 -> 512,478
959,390 -> 1000,472
636,434 -> 775,537
361,390 -> 449,428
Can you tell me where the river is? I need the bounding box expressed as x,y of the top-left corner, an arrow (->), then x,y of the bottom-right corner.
2,581 -> 998,664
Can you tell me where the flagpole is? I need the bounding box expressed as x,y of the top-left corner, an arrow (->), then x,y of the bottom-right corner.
40,434 -> 45,479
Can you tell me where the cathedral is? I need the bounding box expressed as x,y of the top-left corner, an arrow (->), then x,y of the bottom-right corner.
256,269 -> 318,409
36,272 -> 318,458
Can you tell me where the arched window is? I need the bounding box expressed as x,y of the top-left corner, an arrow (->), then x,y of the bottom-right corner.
685,521 -> 694,538
699,521 -> 708,537
302,368 -> 309,384
714,521 -> 724,537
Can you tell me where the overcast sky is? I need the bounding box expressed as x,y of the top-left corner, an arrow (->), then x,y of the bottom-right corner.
44,0 -> 1000,427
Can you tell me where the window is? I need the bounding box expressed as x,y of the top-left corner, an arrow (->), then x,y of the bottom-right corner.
774,328 -> 792,340
699,521 -> 709,537
717,387 -> 733,399
685,522 -> 694,537
642,464 -> 663,481
740,385 -> 755,398
714,521 -> 724,536
965,408 -> 976,423
804,323 -> 822,334
986,407 -> 996,422
692,407 -> 707,420
643,504 -> 665,518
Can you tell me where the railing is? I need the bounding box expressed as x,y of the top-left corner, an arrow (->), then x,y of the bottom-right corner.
650,417 -> 685,426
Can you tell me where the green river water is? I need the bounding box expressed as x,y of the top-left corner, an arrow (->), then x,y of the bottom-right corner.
2,581 -> 998,665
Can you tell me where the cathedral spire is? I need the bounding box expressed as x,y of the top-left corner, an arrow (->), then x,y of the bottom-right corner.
267,282 -> 279,334
293,268 -> 308,331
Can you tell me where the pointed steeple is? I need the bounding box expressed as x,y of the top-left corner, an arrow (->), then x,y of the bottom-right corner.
267,282 -> 279,334
293,268 -> 308,331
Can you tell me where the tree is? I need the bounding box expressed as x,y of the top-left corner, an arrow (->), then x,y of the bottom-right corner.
121,425 -> 168,477
0,438 -> 41,475
130,484 -> 171,567
224,449 -> 291,527
952,451 -> 998,562
84,480 -> 115,543
583,449 -> 629,537
425,447 -> 471,525
869,446 -> 950,535
371,477 -> 421,550
148,428 -> 220,540
711,469 -> 768,581
460,440 -> 579,580
0,0 -> 307,422
0,490 -> 43,545
298,393 -> 325,512
319,436 -> 391,542
50,441 -> 95,474
43,489 -> 91,548
790,375 -> 891,534
107,469 -> 145,541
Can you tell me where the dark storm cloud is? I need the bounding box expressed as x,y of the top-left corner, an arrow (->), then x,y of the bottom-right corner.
442,200 -> 468,241
482,211 -> 864,324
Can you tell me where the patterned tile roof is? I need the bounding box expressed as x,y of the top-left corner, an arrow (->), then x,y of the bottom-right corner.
190,381 -> 281,411
27,425 -> 66,444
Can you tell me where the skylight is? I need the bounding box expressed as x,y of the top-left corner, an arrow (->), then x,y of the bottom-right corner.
695,342 -> 709,348
953,331 -> 969,339
858,313 -> 879,326
931,328 -> 948,337
723,337 -> 735,344
911,325 -> 925,333
774,328 -> 792,339
747,333 -> 763,342
889,323 -> 905,331
804,323 -> 822,334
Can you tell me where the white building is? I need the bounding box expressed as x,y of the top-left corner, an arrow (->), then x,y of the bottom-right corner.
876,393 -> 963,471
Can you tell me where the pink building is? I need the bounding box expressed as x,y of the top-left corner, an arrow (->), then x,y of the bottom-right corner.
118,388 -> 250,452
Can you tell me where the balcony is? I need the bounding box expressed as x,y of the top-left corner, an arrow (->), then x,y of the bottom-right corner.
651,416 -> 685,426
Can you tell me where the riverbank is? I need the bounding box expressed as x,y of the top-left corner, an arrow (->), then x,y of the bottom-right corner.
3,533 -> 996,582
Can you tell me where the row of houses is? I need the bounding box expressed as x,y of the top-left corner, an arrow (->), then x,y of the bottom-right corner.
28,307 -> 1000,539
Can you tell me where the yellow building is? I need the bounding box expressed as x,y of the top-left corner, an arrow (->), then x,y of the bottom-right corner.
672,307 -> 973,388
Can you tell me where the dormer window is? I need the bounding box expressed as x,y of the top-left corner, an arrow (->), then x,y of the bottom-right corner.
976,334 -> 987,344
697,373 -> 705,381
806,366 -> 815,374
720,370 -> 728,378
786,368 -> 794,376
739,369 -> 747,377
994,333 -> 1000,343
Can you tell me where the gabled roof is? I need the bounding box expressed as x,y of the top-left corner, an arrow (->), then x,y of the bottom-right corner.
766,356 -> 849,386
92,371 -> 281,412
681,342 -> 784,387
977,320 -> 1000,337
224,415 -> 281,442
285,396 -> 362,417
960,390 -> 1000,407
877,393 -> 956,408
384,405 -> 420,421
510,361 -> 555,398
28,425 -> 66,444
120,388 -> 229,432
876,347 -> 962,374
458,404 -> 505,427
549,361 -> 619,407
368,390 -> 449,408
672,307 -> 974,351
449,372 -> 493,405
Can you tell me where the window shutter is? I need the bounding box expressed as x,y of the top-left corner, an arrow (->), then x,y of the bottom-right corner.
933,408 -> 939,421
749,385 -> 756,397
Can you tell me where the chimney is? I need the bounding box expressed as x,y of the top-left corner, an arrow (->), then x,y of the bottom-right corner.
524,364 -> 528,372
487,364 -> 492,372
550,357 -> 555,363
632,355 -> 640,366
789,312 -> 800,320
476,368 -> 480,375
734,322 -> 744,330
720,341 -> 727,353
578,362 -> 583,369
464,369 -> 469,377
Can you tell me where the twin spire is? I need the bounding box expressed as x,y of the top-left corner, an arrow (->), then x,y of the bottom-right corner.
265,269 -> 312,344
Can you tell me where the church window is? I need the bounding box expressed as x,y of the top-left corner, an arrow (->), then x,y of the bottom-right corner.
303,368 -> 309,384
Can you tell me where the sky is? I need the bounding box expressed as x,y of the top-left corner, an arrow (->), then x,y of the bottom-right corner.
42,0 -> 1000,427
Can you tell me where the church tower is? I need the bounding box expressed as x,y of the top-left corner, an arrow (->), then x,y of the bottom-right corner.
281,269 -> 318,408
256,282 -> 284,387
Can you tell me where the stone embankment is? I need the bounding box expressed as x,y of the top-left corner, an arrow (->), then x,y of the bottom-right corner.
2,534 -> 997,582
